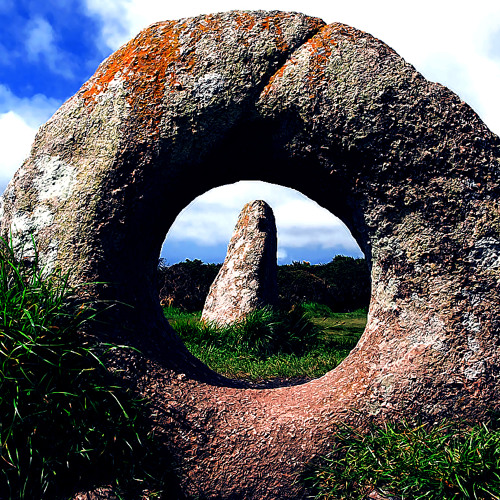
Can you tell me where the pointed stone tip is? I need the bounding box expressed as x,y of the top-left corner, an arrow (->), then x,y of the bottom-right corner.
244,199 -> 271,209
241,199 -> 274,217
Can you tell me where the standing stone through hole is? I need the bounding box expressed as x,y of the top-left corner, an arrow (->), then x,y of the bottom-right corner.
201,200 -> 278,326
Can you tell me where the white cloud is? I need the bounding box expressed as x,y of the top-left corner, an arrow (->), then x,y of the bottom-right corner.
0,111 -> 37,190
274,199 -> 359,252
0,85 -> 60,128
277,248 -> 288,261
0,86 -> 61,193
165,181 -> 361,254
485,26 -> 500,62
25,17 -> 56,60
274,199 -> 343,229
24,16 -> 74,78
83,0 -> 132,51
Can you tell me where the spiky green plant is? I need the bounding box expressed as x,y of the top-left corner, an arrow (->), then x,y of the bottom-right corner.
0,238 -> 177,499
306,418 -> 500,499
168,305 -> 320,359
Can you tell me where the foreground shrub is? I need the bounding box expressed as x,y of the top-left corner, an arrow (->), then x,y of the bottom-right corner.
306,418 -> 500,499
0,240 -> 177,499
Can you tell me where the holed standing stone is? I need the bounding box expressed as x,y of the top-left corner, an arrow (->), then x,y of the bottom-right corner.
1,10 -> 499,499
201,200 -> 278,325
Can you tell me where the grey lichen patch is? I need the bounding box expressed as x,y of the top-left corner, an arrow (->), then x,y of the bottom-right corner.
0,196 -> 4,223
194,72 -> 226,105
402,307 -> 449,354
467,335 -> 481,353
464,361 -> 486,381
34,156 -> 78,202
469,237 -> 500,270
41,238 -> 59,274
397,212 -> 441,263
9,212 -> 33,254
370,274 -> 401,311
462,311 -> 482,336
9,204 -> 56,259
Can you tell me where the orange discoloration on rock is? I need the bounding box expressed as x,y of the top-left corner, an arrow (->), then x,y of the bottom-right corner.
82,21 -> 180,102
81,12 -> 320,139
260,58 -> 295,99
303,27 -> 334,91
81,20 -> 183,138
261,22 -> 368,99
234,11 -> 257,31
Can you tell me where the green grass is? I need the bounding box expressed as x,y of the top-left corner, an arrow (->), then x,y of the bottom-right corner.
0,239 -> 177,499
305,418 -> 500,499
164,303 -> 366,380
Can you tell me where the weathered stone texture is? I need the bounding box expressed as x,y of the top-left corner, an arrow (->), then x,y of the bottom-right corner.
0,10 -> 499,499
201,200 -> 278,325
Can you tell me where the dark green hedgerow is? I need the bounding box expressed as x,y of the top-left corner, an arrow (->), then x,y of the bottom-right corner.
0,239 -> 178,499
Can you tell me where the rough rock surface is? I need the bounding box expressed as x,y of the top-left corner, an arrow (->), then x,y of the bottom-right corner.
1,10 -> 499,499
201,200 -> 278,325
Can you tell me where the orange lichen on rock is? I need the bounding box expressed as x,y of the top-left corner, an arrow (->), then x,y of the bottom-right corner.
81,11 -> 319,106
260,22 -> 370,99
80,11 -> 323,141
80,20 -> 184,139
234,12 -> 257,31
82,21 -> 180,102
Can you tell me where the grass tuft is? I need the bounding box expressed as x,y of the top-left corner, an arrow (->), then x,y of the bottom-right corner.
0,238 -> 177,499
306,418 -> 500,499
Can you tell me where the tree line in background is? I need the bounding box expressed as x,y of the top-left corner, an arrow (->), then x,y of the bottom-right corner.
157,255 -> 371,313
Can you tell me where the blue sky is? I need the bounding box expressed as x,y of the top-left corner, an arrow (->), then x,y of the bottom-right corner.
1,1 -> 499,265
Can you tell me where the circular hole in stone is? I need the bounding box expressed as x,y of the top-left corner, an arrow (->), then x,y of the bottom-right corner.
158,181 -> 370,387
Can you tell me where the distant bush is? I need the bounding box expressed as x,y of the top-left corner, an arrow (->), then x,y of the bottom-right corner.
158,258 -> 220,311
313,255 -> 371,311
278,256 -> 370,312
277,268 -> 332,309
